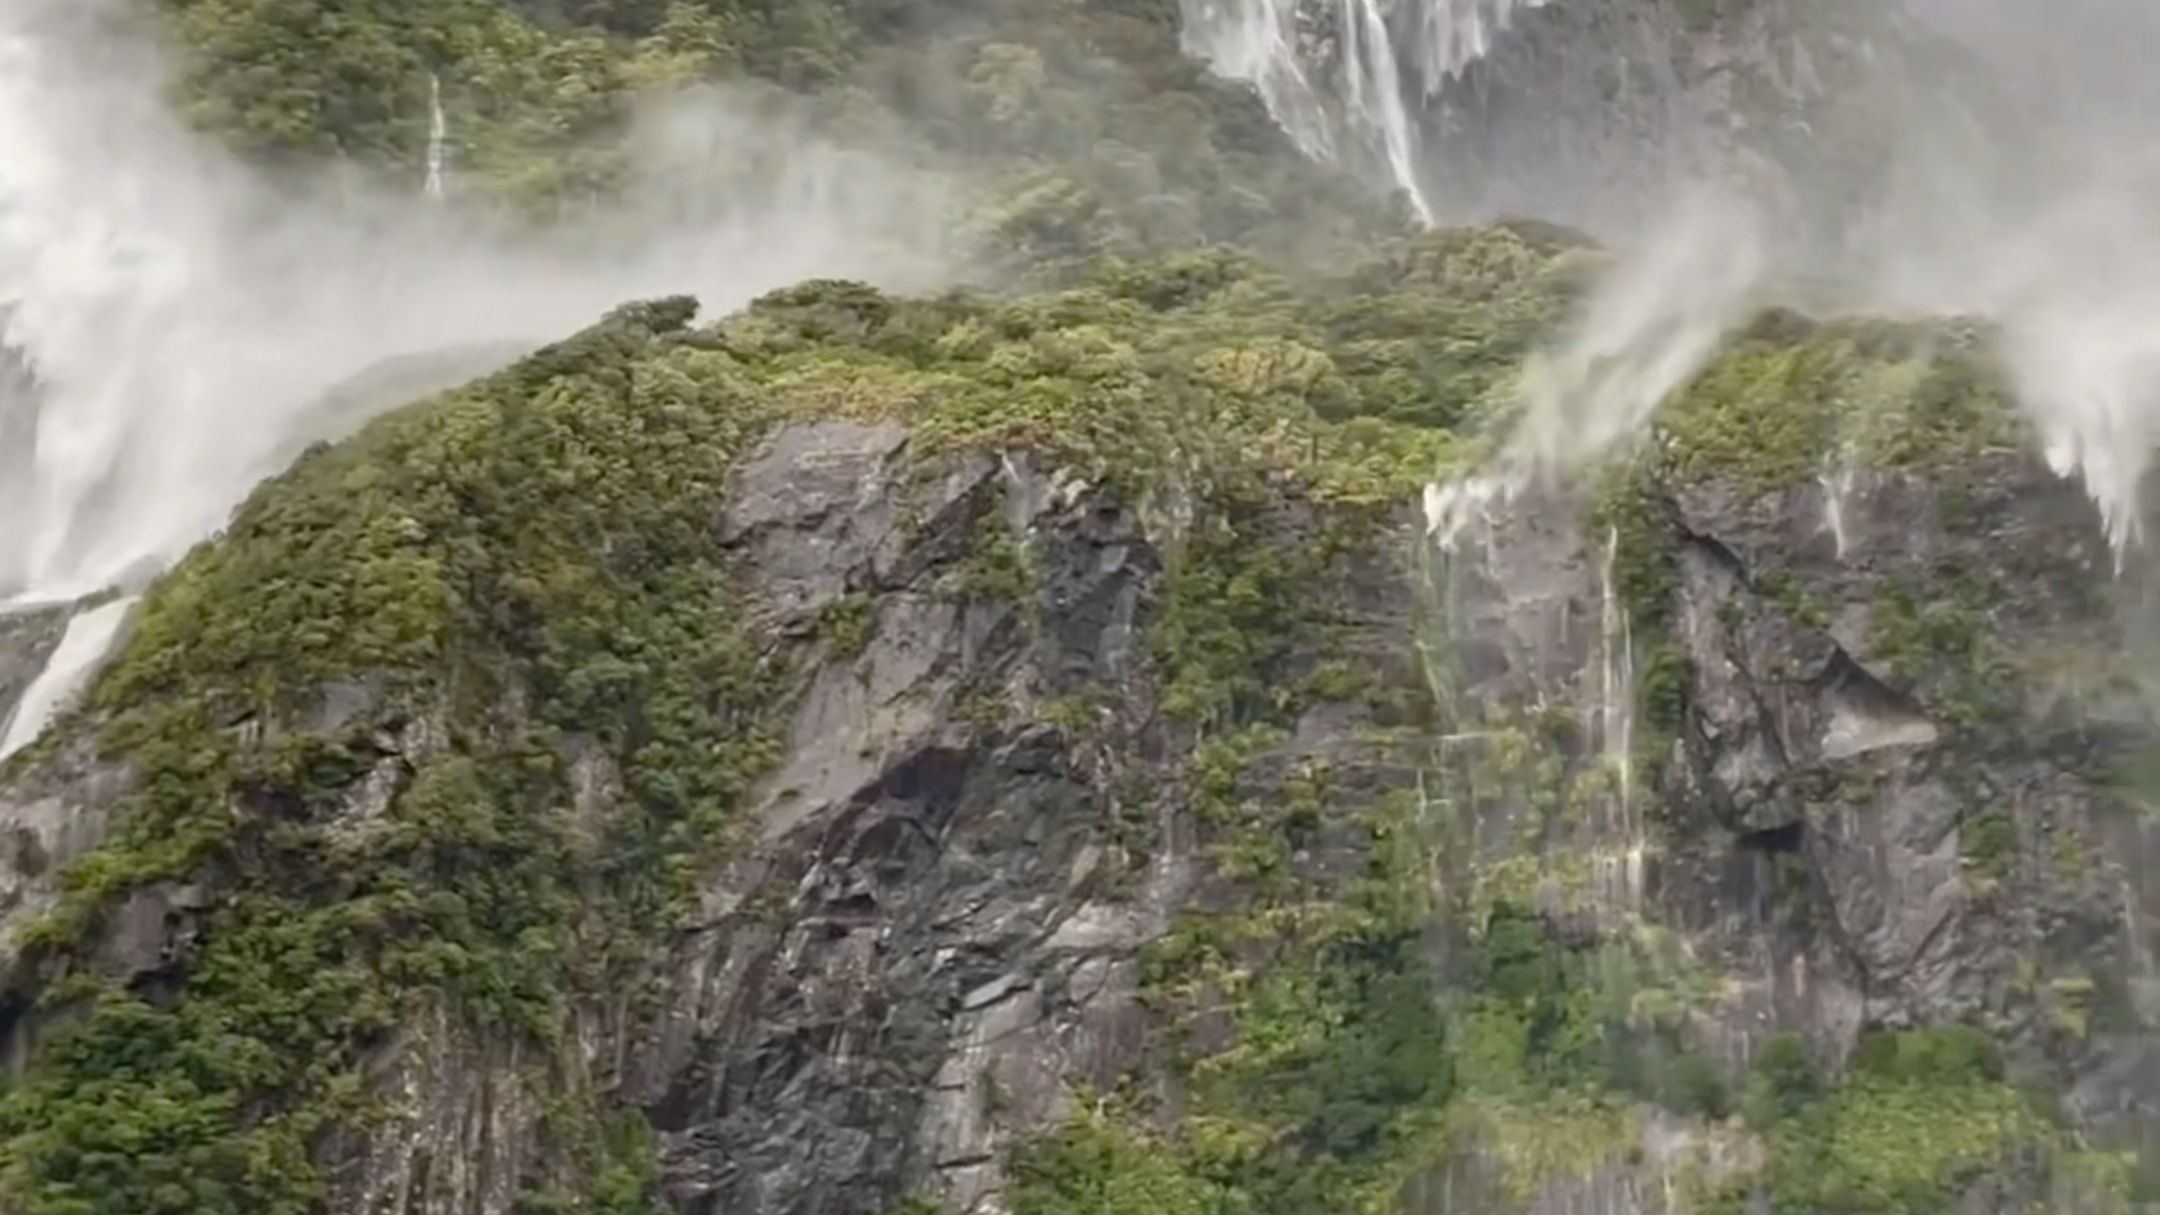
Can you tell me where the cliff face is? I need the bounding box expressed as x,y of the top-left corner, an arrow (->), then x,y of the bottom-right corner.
0,244 -> 1498,1214
1187,0 -> 2011,243
1424,316 -> 2155,1211
3,221 -> 2156,1215
2,3 -> 2157,1215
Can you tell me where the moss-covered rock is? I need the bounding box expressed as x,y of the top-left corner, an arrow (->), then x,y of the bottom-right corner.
6,190 -> 2154,1212
0,232 -> 1576,1215
9,6 -> 2159,1204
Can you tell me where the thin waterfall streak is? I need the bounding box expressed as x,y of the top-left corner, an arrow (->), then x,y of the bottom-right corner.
425,73 -> 447,202
0,0 -> 956,603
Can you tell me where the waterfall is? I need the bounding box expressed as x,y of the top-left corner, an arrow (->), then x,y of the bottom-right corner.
1594,524 -> 1643,921
1409,0 -> 1545,89
425,73 -> 448,202
1338,0 -> 1430,222
1175,0 -> 1342,165
1596,526 -> 1634,814
1179,0 -> 1549,220
0,0 -> 960,740
1818,463 -> 1855,558
0,594 -> 136,761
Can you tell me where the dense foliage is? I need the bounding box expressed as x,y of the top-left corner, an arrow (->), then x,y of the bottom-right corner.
149,0 -> 1408,271
0,225 -> 1589,1213
0,2 -> 2124,1213
0,199 -> 2095,1213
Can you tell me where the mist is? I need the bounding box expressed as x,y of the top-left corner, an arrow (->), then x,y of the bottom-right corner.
0,0 -> 965,606
1429,0 -> 2160,563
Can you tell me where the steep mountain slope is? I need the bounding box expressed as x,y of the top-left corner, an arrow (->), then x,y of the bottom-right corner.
0,3 -> 2156,1215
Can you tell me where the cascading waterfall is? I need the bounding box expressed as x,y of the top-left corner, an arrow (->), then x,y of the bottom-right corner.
1409,0 -> 1544,87
1178,0 -> 1340,165
0,0 -> 957,756
1338,0 -> 1430,222
1593,524 -> 1644,920
0,595 -> 136,761
1179,0 -> 1549,220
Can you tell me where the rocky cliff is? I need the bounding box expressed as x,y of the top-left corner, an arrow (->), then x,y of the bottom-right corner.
2,219 -> 2155,1215
1184,0 -> 2020,246
1,2 -> 2156,1214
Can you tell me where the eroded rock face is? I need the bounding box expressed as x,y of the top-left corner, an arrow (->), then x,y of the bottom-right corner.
0,607 -> 67,735
624,422 -> 1257,1215
4,395 -> 2153,1213
1431,445 -> 2157,1205
1268,0 -> 2003,245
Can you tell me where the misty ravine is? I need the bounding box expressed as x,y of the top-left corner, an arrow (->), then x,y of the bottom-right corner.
4,0 -> 2160,1213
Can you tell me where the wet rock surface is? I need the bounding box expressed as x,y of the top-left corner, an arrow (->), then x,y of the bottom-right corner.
1433,446 -> 2158,1205
1280,0 -> 1999,246
0,607 -> 67,737
2,403 -> 2155,1213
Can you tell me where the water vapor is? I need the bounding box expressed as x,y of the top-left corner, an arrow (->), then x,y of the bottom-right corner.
0,0 -> 962,605
1404,0 -> 2160,564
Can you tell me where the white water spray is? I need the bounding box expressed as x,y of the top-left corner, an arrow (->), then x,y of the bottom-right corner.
1179,0 -> 1548,220
1338,0 -> 1430,222
1595,525 -> 1633,813
0,595 -> 136,761
1410,0 -> 1544,88
1177,0 -> 1338,165
1592,523 -> 1644,921
1422,186 -> 1767,537
0,0 -> 957,606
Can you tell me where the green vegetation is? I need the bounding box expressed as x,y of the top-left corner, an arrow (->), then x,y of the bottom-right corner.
0,224 -> 1577,1213
0,2 -> 2110,1211
1009,1103 -> 1224,1215
151,0 -> 1409,268
1581,312 -> 2033,768
1718,1028 -> 2050,1215
0,229 -> 2082,1215
1653,314 -> 2024,496
0,299 -> 768,1214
